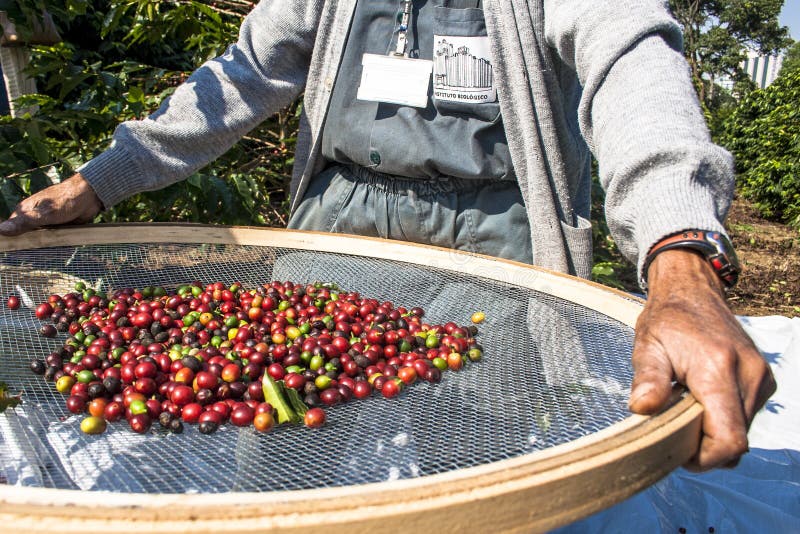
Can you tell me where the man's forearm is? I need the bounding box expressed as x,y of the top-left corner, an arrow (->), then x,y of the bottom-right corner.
78,0 -> 322,210
647,248 -> 726,300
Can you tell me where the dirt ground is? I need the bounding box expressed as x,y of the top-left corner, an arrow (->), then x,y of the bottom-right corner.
725,196 -> 800,318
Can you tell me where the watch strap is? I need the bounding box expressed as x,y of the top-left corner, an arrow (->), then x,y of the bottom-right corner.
642,230 -> 739,290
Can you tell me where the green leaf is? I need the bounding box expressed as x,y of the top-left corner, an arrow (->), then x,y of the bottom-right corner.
285,387 -> 309,417
0,179 -> 24,219
262,373 -> 299,425
592,264 -> 615,278
102,4 -> 131,38
24,125 -> 51,164
58,72 -> 92,101
28,168 -> 55,194
126,85 -> 144,103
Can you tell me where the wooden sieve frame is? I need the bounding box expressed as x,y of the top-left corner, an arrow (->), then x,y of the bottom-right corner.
0,224 -> 703,533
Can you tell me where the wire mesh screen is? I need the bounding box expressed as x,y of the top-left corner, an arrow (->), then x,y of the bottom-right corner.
0,242 -> 636,494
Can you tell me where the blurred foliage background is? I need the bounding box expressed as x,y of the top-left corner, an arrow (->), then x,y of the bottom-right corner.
0,0 -> 795,291
0,0 -> 298,226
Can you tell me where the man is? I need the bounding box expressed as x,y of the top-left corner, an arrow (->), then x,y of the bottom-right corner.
0,0 -> 775,470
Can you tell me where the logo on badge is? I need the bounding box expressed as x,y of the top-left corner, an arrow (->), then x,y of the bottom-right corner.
433,35 -> 497,104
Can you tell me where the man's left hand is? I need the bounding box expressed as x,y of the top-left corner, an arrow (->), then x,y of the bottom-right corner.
628,249 -> 776,471
0,173 -> 101,236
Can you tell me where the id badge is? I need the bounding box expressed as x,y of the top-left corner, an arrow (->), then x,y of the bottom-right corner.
356,53 -> 433,108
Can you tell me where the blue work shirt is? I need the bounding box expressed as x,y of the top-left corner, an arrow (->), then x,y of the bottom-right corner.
321,0 -> 515,182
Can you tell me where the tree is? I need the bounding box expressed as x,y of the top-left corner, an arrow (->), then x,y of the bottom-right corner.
668,0 -> 790,107
779,40 -> 800,75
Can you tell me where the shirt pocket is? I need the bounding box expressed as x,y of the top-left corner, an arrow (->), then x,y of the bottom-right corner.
432,6 -> 500,123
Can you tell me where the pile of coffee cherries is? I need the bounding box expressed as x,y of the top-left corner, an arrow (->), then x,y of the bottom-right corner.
14,280 -> 483,435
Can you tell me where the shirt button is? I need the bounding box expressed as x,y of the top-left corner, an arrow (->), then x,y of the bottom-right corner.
369,150 -> 381,166
324,76 -> 333,90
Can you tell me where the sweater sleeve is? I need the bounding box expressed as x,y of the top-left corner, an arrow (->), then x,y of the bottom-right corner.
544,0 -> 734,282
78,0 -> 323,209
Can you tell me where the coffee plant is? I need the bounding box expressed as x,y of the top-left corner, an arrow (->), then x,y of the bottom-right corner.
0,0 -> 296,225
720,68 -> 800,228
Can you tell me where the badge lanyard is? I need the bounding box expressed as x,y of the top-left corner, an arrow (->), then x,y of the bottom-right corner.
393,0 -> 413,57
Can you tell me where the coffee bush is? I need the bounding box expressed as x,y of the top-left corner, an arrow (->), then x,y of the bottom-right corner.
720,69 -> 800,228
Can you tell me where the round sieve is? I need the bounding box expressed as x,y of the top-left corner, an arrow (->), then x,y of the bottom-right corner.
0,224 -> 702,533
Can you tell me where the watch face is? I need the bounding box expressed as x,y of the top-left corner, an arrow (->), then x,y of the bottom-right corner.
705,231 -> 741,287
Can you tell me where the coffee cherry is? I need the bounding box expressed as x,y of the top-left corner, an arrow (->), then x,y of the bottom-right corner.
88,398 -> 107,417
352,380 -> 372,399
181,403 -> 203,423
30,359 -> 46,375
198,420 -> 219,434
35,302 -> 53,319
159,411 -> 174,428
319,388 -> 342,406
253,412 -> 275,433
129,413 -> 152,434
304,407 -> 326,428
80,416 -> 107,435
169,418 -> 184,434
66,395 -> 86,414
381,378 -> 402,399
467,347 -> 483,362
424,367 -> 442,383
103,401 -> 123,422
397,366 -> 417,385
230,404 -> 255,427
56,375 -> 75,394
23,279 -> 485,437
39,324 -> 57,338
170,385 -> 194,406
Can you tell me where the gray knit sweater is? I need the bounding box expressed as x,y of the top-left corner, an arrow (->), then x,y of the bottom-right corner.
78,0 -> 734,281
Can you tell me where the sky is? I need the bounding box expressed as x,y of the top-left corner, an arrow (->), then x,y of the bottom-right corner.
780,0 -> 800,40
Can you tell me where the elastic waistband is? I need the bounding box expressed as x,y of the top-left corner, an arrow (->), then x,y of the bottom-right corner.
341,164 -> 493,197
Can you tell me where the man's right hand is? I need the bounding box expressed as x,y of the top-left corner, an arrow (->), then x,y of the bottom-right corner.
0,173 -> 102,236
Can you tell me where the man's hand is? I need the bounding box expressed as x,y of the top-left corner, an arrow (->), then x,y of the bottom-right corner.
0,173 -> 102,236
629,249 -> 776,471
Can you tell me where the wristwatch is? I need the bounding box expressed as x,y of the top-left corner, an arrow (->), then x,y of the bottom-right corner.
642,230 -> 741,290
